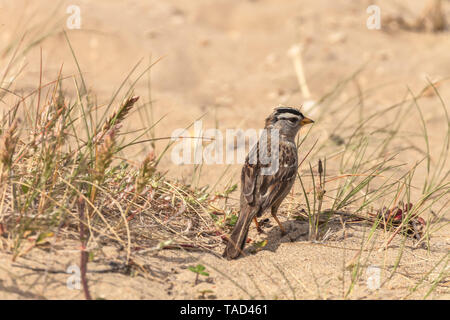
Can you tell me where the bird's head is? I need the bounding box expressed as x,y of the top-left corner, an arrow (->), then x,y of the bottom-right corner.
265,106 -> 314,138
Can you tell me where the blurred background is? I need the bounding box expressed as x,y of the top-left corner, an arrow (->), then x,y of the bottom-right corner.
1,0 -> 449,186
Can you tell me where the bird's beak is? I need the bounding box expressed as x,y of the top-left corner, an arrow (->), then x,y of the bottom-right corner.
300,117 -> 314,125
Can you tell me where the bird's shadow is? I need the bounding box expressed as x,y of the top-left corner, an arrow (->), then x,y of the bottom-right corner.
244,219 -> 310,255
244,217 -> 353,255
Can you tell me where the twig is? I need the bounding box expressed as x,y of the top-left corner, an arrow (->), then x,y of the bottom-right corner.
77,197 -> 92,300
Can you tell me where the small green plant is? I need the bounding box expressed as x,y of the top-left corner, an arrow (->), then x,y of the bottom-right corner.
188,264 -> 210,285
226,213 -> 238,227
251,240 -> 268,254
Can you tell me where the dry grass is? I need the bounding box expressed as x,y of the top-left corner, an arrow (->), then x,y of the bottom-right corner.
0,36 -> 234,269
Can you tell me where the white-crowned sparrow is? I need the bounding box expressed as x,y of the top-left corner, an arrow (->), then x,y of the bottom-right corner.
223,106 -> 314,259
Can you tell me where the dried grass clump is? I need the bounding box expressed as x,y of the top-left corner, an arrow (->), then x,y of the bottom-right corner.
0,119 -> 19,179
0,74 -> 229,262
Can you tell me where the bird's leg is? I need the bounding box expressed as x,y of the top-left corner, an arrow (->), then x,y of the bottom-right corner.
271,206 -> 287,235
253,217 -> 263,233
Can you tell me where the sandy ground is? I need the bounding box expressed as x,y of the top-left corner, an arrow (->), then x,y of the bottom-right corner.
0,224 -> 448,299
0,0 -> 449,299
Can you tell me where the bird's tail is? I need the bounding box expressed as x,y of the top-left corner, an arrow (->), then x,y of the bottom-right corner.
223,205 -> 256,259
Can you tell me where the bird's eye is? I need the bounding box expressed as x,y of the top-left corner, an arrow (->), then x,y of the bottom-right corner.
287,118 -> 297,123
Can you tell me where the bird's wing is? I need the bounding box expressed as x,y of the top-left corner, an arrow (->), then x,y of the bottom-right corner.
242,140 -> 297,209
241,143 -> 259,205
257,158 -> 297,210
